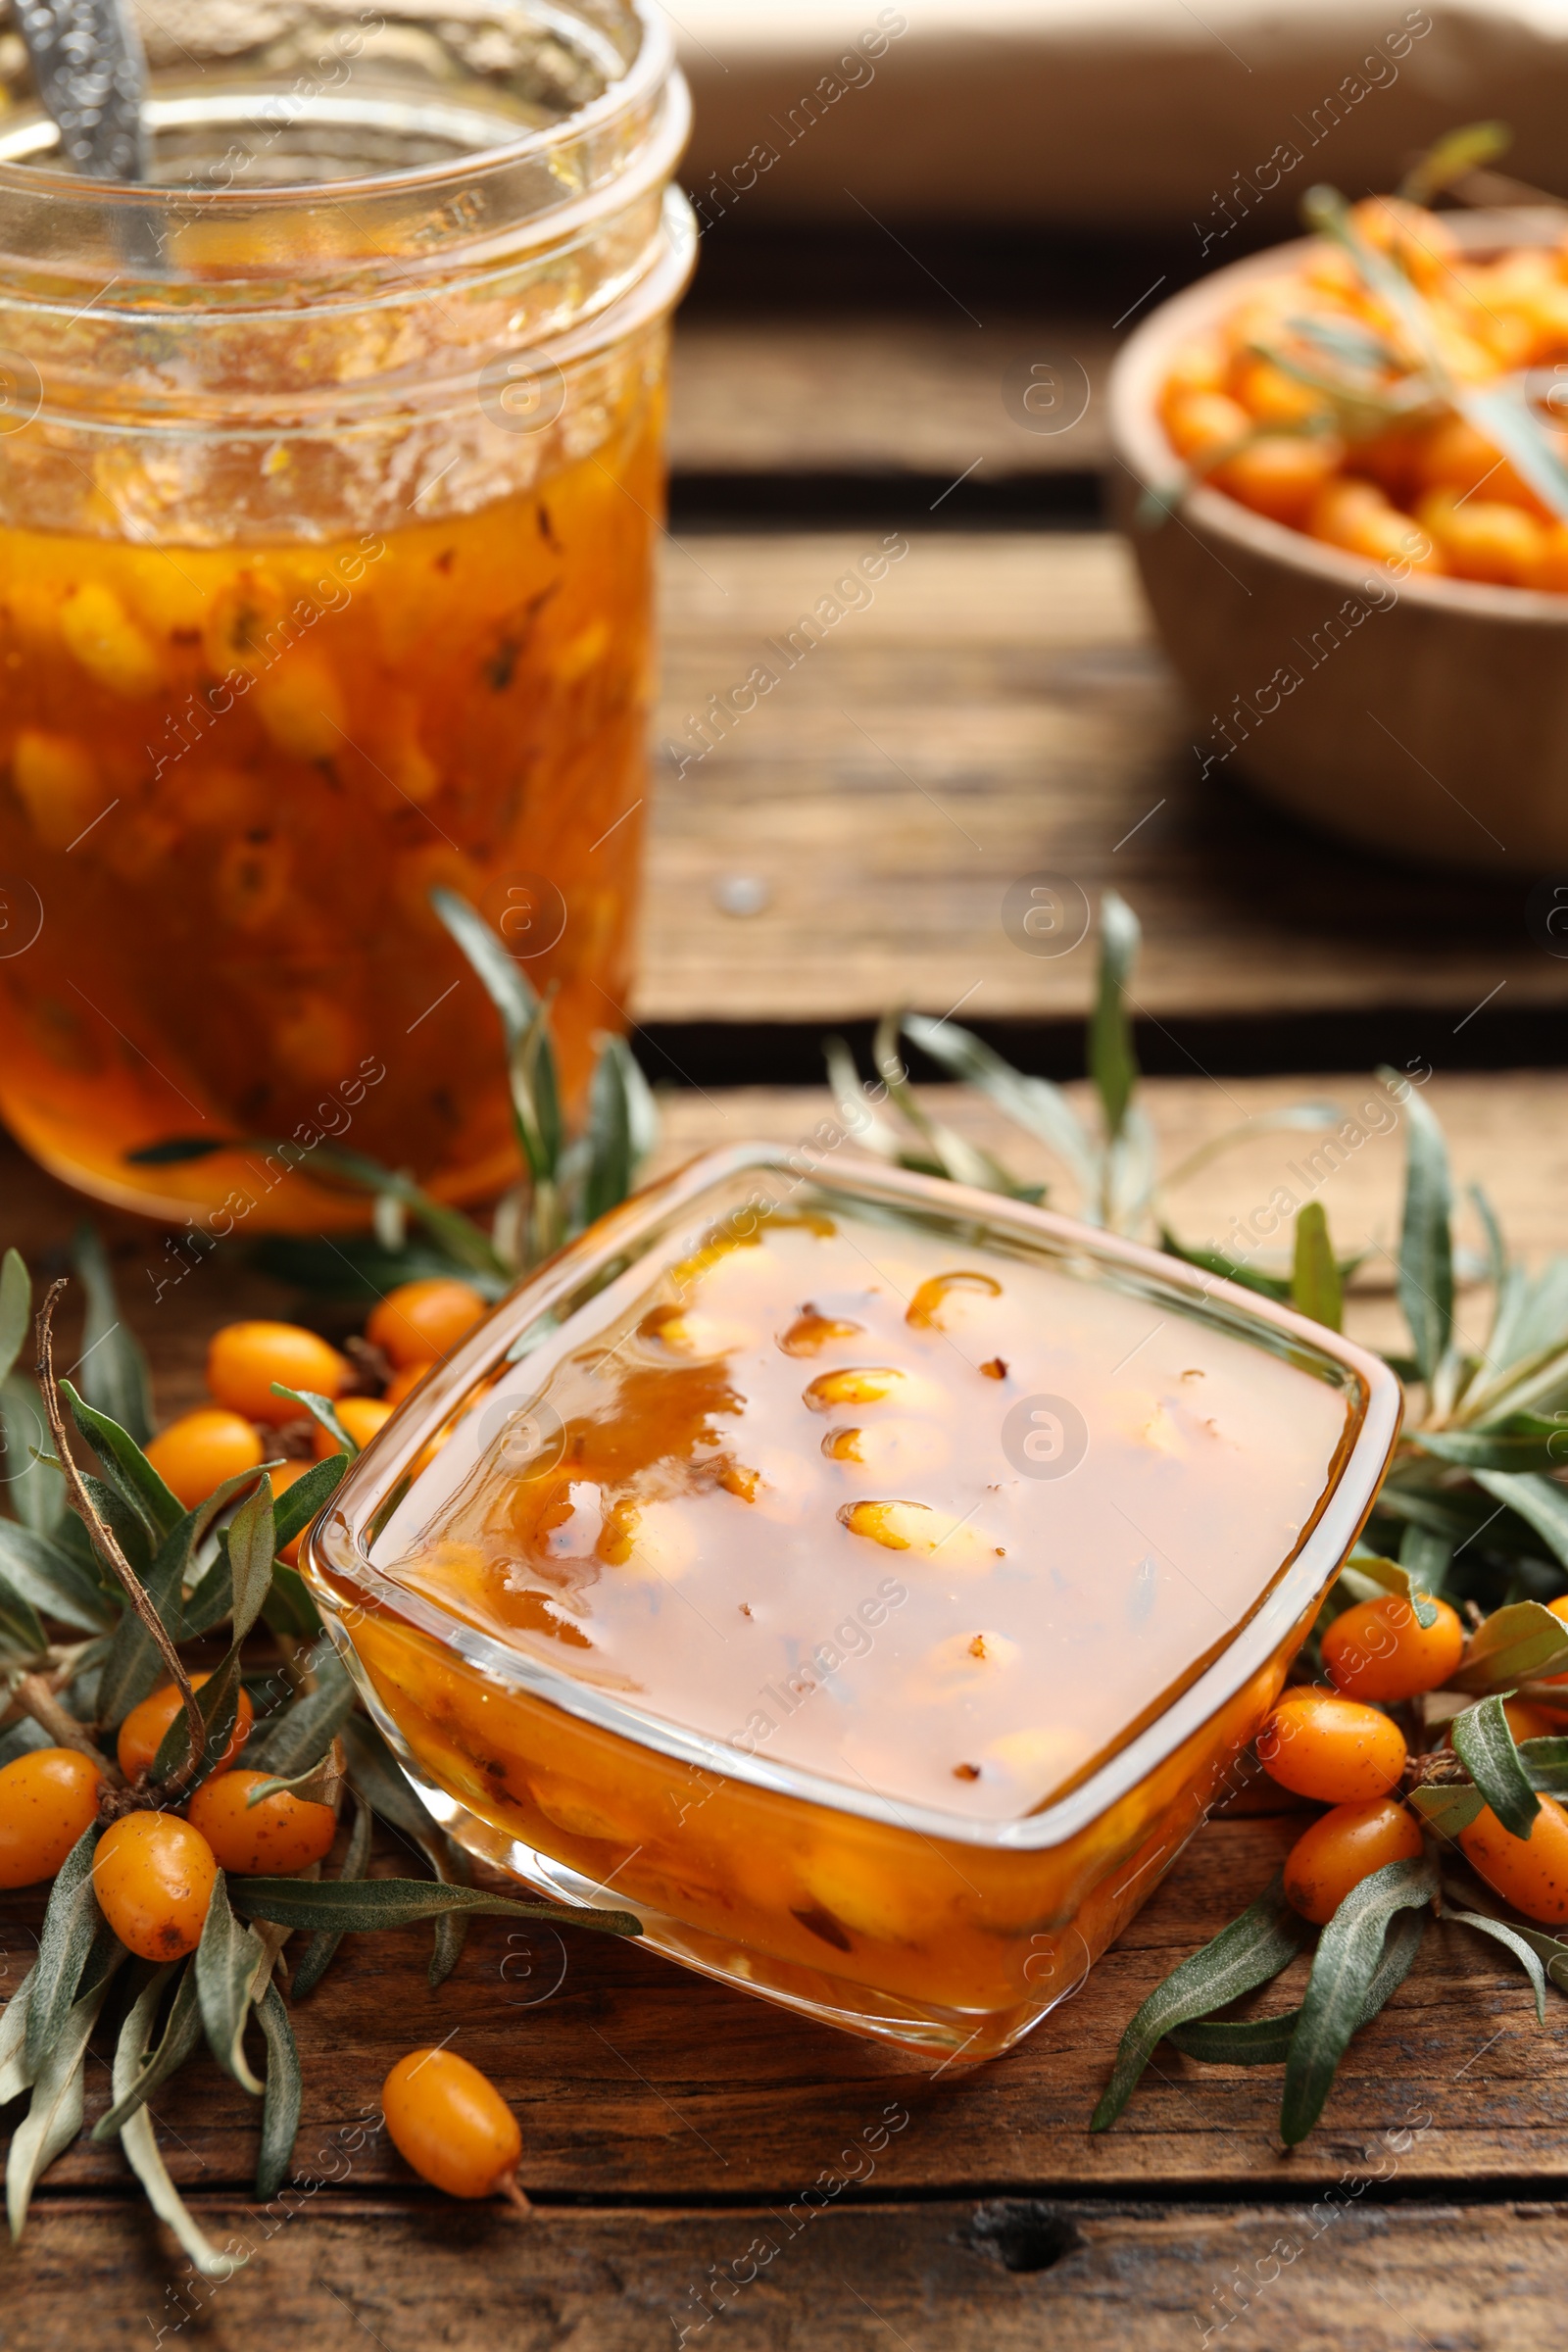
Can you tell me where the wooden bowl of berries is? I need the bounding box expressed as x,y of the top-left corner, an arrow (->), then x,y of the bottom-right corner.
1108,183 -> 1568,871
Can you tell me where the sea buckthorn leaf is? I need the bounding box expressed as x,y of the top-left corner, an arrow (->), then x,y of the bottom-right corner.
1415,1424 -> 1568,1473
253,1133 -> 508,1282
583,1033 -> 636,1225
1451,1697 -> 1541,1840
0,1249 -> 29,1390
270,1451 -> 348,1555
62,1381 -> 180,1541
8,1952 -> 121,2245
270,1382 -> 356,1456
261,1560 -> 322,1640
149,1645 -> 242,1788
1157,1230 -> 1292,1302
425,1826 -> 473,1990
253,1232 -> 506,1302
1089,890 -> 1140,1149
0,1568 -> 45,1663
1446,1596 -> 1568,1692
228,1878 -> 641,1940
1397,119 -> 1510,206
0,1717 -> 50,1770
112,1966 -> 245,2281
1445,1908 -> 1550,2025
92,1958 -> 202,2141
0,1966 -> 35,2106
290,1788 -> 372,2002
24,1822 -> 104,2075
246,1647 -> 356,1782
72,1226 -> 153,1448
341,1713 -> 441,1844
1443,1877 -> 1568,1995
1,1373 -> 66,1539
97,1469 -> 267,1731
77,1468 -> 154,1580
1291,1201 -> 1343,1333
1398,1522 -> 1453,1603
1408,1781 -> 1485,1838
1169,1906 -> 1426,2066
868,1011 -> 1015,1197
0,1519 -> 115,1633
255,1982 -> 302,2200
1518,1736 -> 1568,1796
1338,1551 -> 1439,1630
1472,1471 -> 1568,1575
122,1136 -> 228,1164
1377,1067 -> 1453,1385
902,1013 -> 1095,1191
226,1479 -> 277,1643
1280,1854 -> 1439,2146
1090,1875 -> 1307,2132
195,1873 -> 267,2096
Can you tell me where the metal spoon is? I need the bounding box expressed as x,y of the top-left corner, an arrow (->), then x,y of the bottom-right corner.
15,0 -> 148,180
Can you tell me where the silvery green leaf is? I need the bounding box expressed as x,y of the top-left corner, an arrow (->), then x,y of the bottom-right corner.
0,1520 -> 114,1633
1447,1593 -> 1568,1691
1169,1905 -> 1425,2065
1451,1697 -> 1540,1840
901,1014 -> 1096,1192
1408,1781 -> 1485,1838
0,1570 -> 45,1663
7,1960 -> 118,2242
1446,1908 -> 1549,2025
1473,1471 -> 1568,1574
226,1481 -> 276,1643
25,1824 -> 103,2074
1091,1875 -> 1306,2130
0,1250 -> 29,1390
269,1452 -> 348,1556
0,1967 -> 35,2105
72,1226 -> 153,1446
871,1011 -> 1013,1195
113,1968 -> 246,2280
62,1382 -> 179,1539
1340,1550 -> 1439,1628
1280,1855 -> 1438,2145
270,1382 -> 356,1455
822,1035 -> 905,1163
92,1959 -> 201,2139
149,1646 -> 241,1788
1089,890 -> 1140,1146
244,1647 -> 355,1780
195,1875 -> 266,2096
1379,1067 -> 1452,1383
1398,120 -> 1510,205
290,1789 -> 372,2001
1415,1424 -> 1568,1474
1399,1521 -> 1452,1602
255,1983 -> 302,2199
229,1877 -> 640,1940
1518,1735 -> 1568,1796
1292,1200 -> 1343,1333
1,1373 -> 65,1539
96,1468 -> 266,1730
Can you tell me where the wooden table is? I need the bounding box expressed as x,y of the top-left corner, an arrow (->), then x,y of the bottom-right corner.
10,265 -> 1568,2346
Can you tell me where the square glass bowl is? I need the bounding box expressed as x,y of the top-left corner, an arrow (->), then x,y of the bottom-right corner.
304,1146 -> 1399,2060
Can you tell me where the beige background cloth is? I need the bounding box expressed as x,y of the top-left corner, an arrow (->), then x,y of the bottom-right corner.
672,0 -> 1568,229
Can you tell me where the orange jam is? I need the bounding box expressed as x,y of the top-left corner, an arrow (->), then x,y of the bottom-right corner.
0,387 -> 661,1227
331,1195 -> 1364,2058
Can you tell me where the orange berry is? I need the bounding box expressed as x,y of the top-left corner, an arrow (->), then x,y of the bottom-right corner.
366,1279 -> 487,1370
1525,522 -> 1568,594
207,1320 -> 350,1424
93,1812 -> 217,1960
1348,197 -> 1458,294
145,1407 -> 265,1510
314,1396 -> 393,1458
1211,433 -> 1345,528
1158,334 -> 1227,413
185,1770 -> 337,1876
1256,1689 -> 1407,1805
1415,416 -> 1545,515
382,2047 -> 523,2201
1459,1792 -> 1568,1925
0,1748 -> 103,1888
117,1672 -> 254,1784
1284,1797 -> 1425,1927
1503,1698 -> 1561,1746
269,1456 -> 316,1566
1163,389 -> 1250,463
1415,490 -> 1545,587
1229,354 -> 1329,429
1322,1594 -> 1465,1702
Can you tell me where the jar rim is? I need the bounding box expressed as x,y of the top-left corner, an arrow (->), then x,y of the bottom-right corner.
0,0 -> 673,213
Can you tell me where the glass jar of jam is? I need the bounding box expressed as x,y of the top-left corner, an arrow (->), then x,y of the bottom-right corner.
0,2 -> 690,1228
308,1148 -> 1400,2059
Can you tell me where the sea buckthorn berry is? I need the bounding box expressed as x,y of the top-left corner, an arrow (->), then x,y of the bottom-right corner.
314,1396 -> 393,1458
1163,389 -> 1250,463
382,2048 -> 524,2202
117,1672 -> 254,1784
93,1813 -> 217,1960
1415,489 -> 1545,586
269,1457 -> 315,1566
186,1771 -> 337,1876
207,1320 -> 350,1423
1321,1593 -> 1464,1702
1502,1698 -> 1561,1746
367,1279 -> 487,1370
1283,1796 -> 1425,1927
1459,1793 -> 1568,1925
1256,1689 -> 1407,1804
1211,433 -> 1344,528
145,1407 -> 265,1510
0,1748 -> 104,1888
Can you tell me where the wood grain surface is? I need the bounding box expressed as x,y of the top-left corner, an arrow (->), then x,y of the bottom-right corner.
643,532 -> 1557,1028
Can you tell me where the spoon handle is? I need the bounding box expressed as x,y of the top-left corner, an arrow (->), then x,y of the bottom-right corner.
16,0 -> 148,180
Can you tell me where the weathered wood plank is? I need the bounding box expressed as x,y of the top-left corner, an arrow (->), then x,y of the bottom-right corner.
668,318 -> 1111,475
8,2193 -> 1567,2351
645,532 -> 1556,1026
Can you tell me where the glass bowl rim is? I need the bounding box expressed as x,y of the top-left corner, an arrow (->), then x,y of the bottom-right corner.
305,1143 -> 1402,1855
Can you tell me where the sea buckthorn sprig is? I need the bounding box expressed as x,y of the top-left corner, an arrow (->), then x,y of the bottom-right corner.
0,1245 -> 640,2278
1149,123 -> 1568,590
